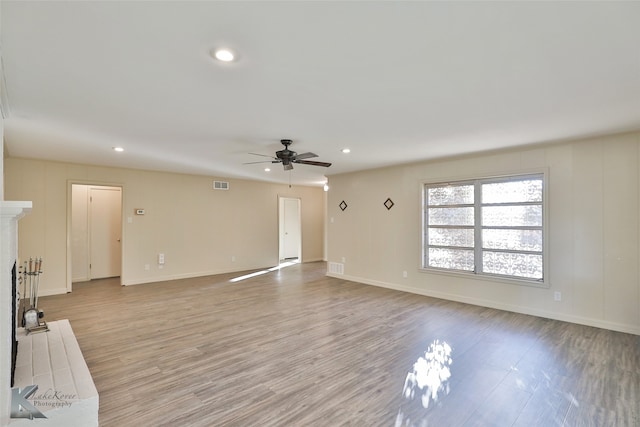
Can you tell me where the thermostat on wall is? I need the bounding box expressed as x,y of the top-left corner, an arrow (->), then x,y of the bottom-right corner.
135,209 -> 145,215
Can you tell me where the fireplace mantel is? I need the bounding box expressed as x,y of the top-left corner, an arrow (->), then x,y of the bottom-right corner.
1,201 -> 32,426
1,201 -> 32,220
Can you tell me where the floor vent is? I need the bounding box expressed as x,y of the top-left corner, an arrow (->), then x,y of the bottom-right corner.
213,181 -> 229,190
328,262 -> 344,275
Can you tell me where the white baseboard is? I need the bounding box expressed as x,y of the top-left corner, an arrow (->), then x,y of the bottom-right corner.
123,260 -> 323,286
327,272 -> 640,336
122,270 -> 233,286
122,265 -> 278,286
301,257 -> 324,263
38,287 -> 69,297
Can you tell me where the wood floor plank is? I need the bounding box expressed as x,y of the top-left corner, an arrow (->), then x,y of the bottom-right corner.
512,382 -> 572,427
36,262 -> 640,426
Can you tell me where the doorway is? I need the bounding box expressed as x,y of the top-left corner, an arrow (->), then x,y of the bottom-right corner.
70,184 -> 122,284
279,197 -> 301,261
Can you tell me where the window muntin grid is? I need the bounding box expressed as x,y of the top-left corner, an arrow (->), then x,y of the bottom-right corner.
424,174 -> 544,282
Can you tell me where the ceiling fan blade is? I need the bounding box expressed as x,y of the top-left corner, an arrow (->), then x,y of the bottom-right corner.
293,152 -> 318,160
248,152 -> 277,159
244,160 -> 283,165
293,160 -> 332,167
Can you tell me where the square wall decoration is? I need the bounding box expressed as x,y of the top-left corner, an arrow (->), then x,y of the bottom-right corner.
339,201 -> 348,211
384,198 -> 394,210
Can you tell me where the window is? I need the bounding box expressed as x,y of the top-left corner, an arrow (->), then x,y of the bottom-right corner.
423,174 -> 545,283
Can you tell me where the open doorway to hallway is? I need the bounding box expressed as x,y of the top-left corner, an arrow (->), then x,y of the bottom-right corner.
279,197 -> 301,262
70,184 -> 122,287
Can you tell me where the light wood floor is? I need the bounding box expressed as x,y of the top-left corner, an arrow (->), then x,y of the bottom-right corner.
39,262 -> 639,426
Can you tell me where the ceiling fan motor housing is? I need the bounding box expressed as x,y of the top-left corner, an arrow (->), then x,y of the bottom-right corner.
276,139 -> 295,163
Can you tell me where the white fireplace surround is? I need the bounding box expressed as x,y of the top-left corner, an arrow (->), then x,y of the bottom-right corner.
1,201 -> 32,426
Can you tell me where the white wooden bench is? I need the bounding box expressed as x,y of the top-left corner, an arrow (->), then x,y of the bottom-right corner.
11,319 -> 98,426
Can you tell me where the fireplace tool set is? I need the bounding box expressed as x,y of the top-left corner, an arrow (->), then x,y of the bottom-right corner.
20,257 -> 48,334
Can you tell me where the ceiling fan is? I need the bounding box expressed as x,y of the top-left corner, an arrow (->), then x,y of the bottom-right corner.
245,139 -> 332,170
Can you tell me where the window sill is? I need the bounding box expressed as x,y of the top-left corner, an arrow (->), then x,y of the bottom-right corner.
419,267 -> 549,289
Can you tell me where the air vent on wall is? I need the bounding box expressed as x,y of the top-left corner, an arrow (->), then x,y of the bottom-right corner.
328,262 -> 344,275
213,181 -> 229,190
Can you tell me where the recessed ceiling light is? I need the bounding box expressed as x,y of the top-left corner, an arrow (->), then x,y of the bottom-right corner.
113,147 -> 124,152
213,49 -> 235,62
264,168 -> 271,172
341,148 -> 351,154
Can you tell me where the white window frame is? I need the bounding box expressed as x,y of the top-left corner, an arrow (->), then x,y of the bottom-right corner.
421,171 -> 549,288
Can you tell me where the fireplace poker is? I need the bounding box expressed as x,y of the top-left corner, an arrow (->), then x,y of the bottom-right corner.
28,257 -> 33,307
20,261 -> 27,326
34,258 -> 42,308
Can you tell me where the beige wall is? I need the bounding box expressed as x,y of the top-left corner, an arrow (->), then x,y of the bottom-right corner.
5,131 -> 640,337
327,131 -> 640,335
4,158 -> 326,295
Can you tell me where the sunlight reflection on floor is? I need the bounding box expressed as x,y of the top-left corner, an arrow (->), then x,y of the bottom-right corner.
229,259 -> 299,283
396,340 -> 453,427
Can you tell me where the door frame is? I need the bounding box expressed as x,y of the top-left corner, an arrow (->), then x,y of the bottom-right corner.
278,196 -> 301,262
66,180 -> 125,292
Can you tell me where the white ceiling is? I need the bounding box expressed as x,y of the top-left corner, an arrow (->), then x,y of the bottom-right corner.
2,1 -> 640,187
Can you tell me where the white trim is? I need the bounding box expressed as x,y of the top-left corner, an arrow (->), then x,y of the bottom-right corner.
417,265 -> 548,289
326,272 -> 640,336
122,259 -> 323,287
121,265 -> 277,286
35,287 -> 70,297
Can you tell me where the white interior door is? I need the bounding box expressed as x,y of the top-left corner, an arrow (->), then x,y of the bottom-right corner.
89,187 -> 122,279
280,197 -> 301,260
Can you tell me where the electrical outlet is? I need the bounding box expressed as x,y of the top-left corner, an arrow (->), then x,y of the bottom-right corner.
232,256 -> 236,262
403,271 -> 407,278
554,291 -> 561,301
341,257 -> 346,263
158,253 -> 165,264
144,264 -> 150,271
